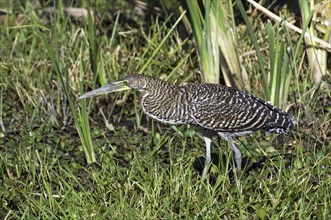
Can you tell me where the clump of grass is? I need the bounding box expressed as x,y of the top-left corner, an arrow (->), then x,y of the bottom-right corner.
183,0 -> 247,89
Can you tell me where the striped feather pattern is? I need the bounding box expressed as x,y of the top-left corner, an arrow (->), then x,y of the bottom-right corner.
124,75 -> 295,135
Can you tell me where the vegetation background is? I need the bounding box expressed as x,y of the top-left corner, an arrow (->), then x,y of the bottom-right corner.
0,0 -> 330,219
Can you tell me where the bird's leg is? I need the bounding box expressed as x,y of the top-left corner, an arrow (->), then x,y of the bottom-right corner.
228,139 -> 242,175
202,135 -> 212,178
201,130 -> 214,178
218,133 -> 242,175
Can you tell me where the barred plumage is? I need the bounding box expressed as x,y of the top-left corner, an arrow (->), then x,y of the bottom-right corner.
79,74 -> 296,177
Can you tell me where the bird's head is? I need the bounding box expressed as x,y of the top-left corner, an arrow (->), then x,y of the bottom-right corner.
123,74 -> 148,90
78,74 -> 148,99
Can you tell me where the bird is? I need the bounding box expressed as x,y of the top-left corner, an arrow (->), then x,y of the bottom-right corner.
79,74 -> 296,178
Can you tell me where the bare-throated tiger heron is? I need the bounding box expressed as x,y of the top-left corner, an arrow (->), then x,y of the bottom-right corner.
79,74 -> 295,177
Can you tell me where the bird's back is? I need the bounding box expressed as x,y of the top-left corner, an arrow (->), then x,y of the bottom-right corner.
180,83 -> 295,134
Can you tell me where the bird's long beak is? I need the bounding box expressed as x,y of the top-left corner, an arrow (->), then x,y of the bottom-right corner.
79,80 -> 130,99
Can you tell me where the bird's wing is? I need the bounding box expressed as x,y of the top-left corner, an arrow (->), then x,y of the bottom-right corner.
181,84 -> 269,132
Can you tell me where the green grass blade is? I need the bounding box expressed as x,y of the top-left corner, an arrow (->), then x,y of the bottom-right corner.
236,0 -> 270,99
38,27 -> 96,164
138,11 -> 186,75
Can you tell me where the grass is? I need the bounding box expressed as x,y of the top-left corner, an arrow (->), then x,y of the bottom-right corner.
0,1 -> 330,219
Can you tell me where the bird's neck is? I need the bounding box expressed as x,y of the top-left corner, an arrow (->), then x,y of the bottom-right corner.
143,78 -> 177,98
140,79 -> 178,116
